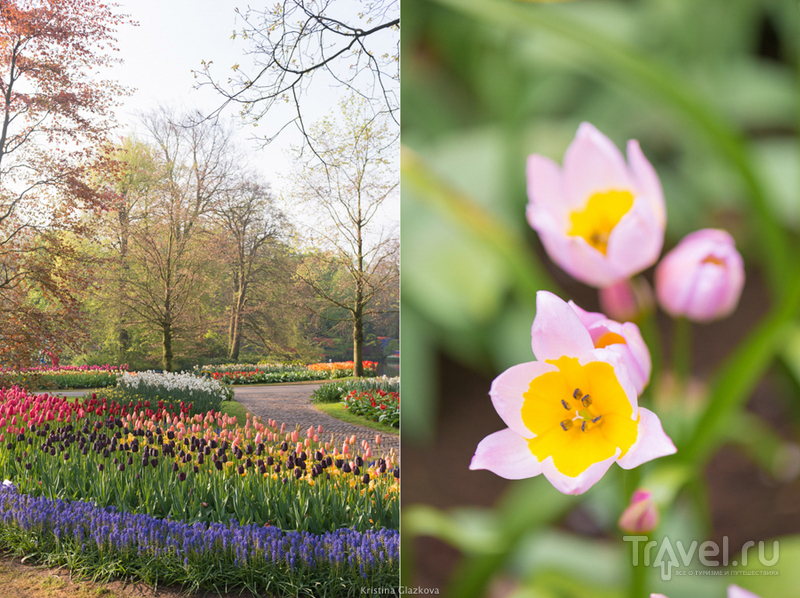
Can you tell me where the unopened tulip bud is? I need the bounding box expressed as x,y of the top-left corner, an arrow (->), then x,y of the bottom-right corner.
375,435 -> 381,446
618,489 -> 659,534
655,229 -> 745,323
317,425 -> 323,435
599,277 -> 654,323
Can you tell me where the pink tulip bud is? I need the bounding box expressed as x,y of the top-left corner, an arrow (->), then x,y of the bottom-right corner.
655,229 -> 745,323
599,277 -> 654,323
618,489 -> 659,534
317,425 -> 323,435
350,435 -> 356,445
280,423 -> 286,433
365,447 -> 372,458
307,426 -> 314,438
313,434 -> 319,443
375,435 -> 381,446
291,430 -> 299,443
305,438 -> 310,447
343,443 -> 350,455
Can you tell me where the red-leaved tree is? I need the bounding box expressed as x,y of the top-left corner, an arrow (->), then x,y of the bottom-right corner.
0,0 -> 131,365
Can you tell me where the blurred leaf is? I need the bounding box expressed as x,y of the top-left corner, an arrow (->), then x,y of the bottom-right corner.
511,530 -> 625,589
733,534 -> 797,595
752,139 -> 800,232
428,0 -> 789,296
403,505 -> 506,555
398,305 -> 439,444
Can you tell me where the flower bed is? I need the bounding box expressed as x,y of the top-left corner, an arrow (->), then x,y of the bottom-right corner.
116,371 -> 232,416
195,361 -> 379,385
311,377 -> 400,404
343,390 -> 399,429
0,364 -> 128,391
0,484 -> 398,597
0,384 -> 399,595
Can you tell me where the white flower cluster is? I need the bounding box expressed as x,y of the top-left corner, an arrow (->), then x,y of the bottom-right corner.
118,370 -> 228,399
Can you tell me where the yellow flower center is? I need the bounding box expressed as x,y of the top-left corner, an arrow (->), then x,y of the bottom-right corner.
569,190 -> 634,254
521,356 -> 638,477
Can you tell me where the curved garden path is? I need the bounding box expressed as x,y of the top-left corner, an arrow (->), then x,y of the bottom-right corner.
231,382 -> 399,459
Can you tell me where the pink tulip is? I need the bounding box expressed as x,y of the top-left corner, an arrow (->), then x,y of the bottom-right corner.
618,489 -> 659,533
317,425 -> 323,435
655,229 -> 745,323
365,447 -> 372,458
527,123 -> 666,287
375,435 -> 381,446
470,291 -> 675,495
569,301 -> 651,395
313,434 -> 319,443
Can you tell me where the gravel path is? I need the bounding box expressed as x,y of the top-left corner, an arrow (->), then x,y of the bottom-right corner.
231,383 -> 399,458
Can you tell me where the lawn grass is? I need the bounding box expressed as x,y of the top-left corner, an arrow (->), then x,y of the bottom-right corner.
219,399 -> 250,423
314,402 -> 398,435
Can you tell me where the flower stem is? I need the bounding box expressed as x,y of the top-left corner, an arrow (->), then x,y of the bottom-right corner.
672,317 -> 692,389
628,533 -> 648,598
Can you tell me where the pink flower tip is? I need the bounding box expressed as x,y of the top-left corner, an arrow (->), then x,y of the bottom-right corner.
618,488 -> 659,534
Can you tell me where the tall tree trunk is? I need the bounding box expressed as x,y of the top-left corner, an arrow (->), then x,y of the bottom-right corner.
162,322 -> 173,372
353,291 -> 364,377
118,200 -> 131,361
228,277 -> 247,361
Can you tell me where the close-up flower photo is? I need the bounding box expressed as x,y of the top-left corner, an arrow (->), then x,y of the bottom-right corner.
401,0 -> 800,596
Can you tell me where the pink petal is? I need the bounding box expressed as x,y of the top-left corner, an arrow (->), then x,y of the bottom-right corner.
563,122 -> 633,207
469,428 -> 544,480
617,407 -> 677,469
531,291 -> 595,362
606,196 -> 664,279
540,449 -> 620,495
490,361 -> 558,439
528,207 -> 628,287
527,154 -> 571,221
627,139 -> 666,228
567,300 -> 606,328
727,585 -> 761,598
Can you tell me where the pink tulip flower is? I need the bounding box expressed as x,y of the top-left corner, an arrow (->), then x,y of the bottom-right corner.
527,123 -> 666,287
618,489 -> 659,533
470,291 -> 675,495
655,228 -> 745,323
569,301 -> 651,395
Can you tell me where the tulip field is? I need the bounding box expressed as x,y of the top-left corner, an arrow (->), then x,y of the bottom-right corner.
0,373 -> 399,596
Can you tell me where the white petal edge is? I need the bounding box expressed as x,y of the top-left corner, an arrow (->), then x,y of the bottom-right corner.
540,449 -> 620,495
469,428 -> 544,480
531,291 -> 595,362
490,361 -> 557,439
617,407 -> 677,470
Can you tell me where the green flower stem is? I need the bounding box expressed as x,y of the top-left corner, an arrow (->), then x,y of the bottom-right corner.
637,307 -> 662,407
672,317 -> 692,389
628,535 -> 648,598
402,145 -> 557,300
428,0 -> 790,298
681,264 -> 800,467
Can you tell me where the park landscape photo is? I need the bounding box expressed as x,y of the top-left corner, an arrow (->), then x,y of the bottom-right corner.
0,1 -> 399,596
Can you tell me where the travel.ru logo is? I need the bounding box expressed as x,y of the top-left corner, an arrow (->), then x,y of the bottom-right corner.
624,536 -> 779,581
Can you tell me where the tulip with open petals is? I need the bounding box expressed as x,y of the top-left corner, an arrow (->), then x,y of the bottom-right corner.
527,123 -> 666,288
470,291 -> 675,495
655,228 -> 745,323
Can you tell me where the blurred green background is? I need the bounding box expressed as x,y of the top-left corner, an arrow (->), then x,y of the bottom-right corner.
401,0 -> 800,597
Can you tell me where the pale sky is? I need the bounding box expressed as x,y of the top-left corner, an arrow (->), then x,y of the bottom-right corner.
104,0 -> 399,230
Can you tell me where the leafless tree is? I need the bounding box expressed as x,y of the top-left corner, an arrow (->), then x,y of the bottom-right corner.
195,0 -> 399,155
